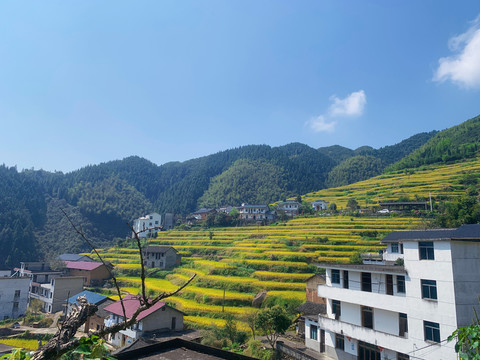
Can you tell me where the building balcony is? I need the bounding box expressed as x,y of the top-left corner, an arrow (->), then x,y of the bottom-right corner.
317,285 -> 408,313
317,315 -> 408,354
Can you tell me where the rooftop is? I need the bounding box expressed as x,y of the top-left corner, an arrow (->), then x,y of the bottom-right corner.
58,254 -> 93,262
64,261 -> 105,271
382,224 -> 480,242
67,290 -> 109,306
103,295 -> 173,321
143,246 -> 177,253
296,301 -> 326,315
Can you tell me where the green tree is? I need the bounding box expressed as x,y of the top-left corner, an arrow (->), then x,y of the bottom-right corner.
347,199 -> 359,211
449,311 -> 480,359
224,315 -> 238,344
255,306 -> 291,349
328,202 -> 337,212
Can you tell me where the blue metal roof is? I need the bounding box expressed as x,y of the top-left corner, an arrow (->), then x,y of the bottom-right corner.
67,290 -> 108,305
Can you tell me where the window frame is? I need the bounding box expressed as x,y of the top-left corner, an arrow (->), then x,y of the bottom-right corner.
421,279 -> 438,300
361,306 -> 374,329
310,324 -> 318,340
335,333 -> 345,351
332,300 -> 341,318
361,272 -> 372,292
424,321 -> 440,343
331,269 -> 340,284
397,275 -> 406,294
391,242 -> 399,253
399,313 -> 408,337
419,242 -> 434,260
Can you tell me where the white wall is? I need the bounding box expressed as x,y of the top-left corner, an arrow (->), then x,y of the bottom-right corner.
0,278 -> 30,319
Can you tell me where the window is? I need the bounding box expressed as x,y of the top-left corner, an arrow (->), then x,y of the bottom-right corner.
421,280 -> 437,300
391,242 -> 399,253
361,306 -> 374,329
13,302 -> 19,311
14,290 -> 21,297
155,221 -> 159,225
332,300 -> 341,319
331,269 -> 340,284
424,321 -> 440,342
386,275 -> 394,295
397,275 -> 406,294
419,242 -> 434,260
399,313 -> 408,337
335,334 -> 344,350
310,325 -> 318,340
343,270 -> 349,289
361,272 -> 372,292
397,353 -> 409,360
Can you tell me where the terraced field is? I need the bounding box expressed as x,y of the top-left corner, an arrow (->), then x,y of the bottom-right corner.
303,157 -> 480,209
88,216 -> 421,332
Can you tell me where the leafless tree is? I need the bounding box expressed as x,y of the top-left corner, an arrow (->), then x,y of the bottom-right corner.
30,211 -> 195,360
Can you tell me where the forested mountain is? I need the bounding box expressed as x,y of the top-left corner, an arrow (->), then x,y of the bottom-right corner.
0,116 -> 472,265
389,115 -> 480,171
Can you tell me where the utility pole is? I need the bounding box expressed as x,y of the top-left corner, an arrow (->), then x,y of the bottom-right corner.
429,192 -> 433,212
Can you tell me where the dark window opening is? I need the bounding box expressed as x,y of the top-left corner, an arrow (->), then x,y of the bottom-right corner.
310,325 -> 318,340
397,275 -> 406,294
335,334 -> 344,351
361,272 -> 372,292
421,279 -> 438,300
332,300 -> 341,319
424,321 -> 440,342
331,269 -> 340,284
419,242 -> 434,260
343,270 -> 349,289
386,274 -> 393,295
361,306 -> 374,329
399,313 -> 408,337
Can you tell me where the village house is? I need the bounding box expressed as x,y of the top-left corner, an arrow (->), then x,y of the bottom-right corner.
142,246 -> 181,269
29,276 -> 84,313
132,213 -> 162,238
13,261 -> 63,284
276,200 -> 301,216
104,294 -> 185,348
237,204 -> 270,221
58,254 -> 94,262
312,200 -> 329,211
64,261 -> 112,286
67,290 -> 115,332
305,224 -> 480,360
192,208 -> 216,221
0,277 -> 30,320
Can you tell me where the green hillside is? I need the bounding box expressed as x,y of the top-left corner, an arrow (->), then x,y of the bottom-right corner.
390,114 -> 480,171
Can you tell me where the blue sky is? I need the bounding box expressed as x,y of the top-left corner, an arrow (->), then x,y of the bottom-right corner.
1,1 -> 480,172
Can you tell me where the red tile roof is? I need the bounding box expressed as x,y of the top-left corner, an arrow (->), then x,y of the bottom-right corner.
103,295 -> 166,321
65,261 -> 104,271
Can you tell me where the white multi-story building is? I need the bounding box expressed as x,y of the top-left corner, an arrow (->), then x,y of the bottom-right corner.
29,276 -> 84,313
305,224 -> 480,360
0,277 -> 30,320
132,213 -> 162,238
238,204 -> 270,221
276,200 -> 301,216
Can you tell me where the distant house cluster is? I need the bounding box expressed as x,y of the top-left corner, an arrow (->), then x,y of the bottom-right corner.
186,199 -> 330,225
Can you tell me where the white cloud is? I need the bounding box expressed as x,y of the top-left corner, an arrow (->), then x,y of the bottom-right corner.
308,115 -> 336,133
307,90 -> 367,133
434,15 -> 480,88
328,90 -> 367,117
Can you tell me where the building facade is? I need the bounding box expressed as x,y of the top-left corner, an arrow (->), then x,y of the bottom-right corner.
104,295 -> 185,347
305,224 -> 480,360
312,200 -> 329,211
29,276 -> 84,313
132,213 -> 162,238
276,201 -> 301,216
142,246 -> 181,269
64,261 -> 112,286
237,204 -> 270,221
0,277 -> 30,320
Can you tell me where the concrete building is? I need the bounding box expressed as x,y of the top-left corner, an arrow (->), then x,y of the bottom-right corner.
163,213 -> 175,230
29,276 -> 84,313
276,200 -> 301,216
0,277 -> 30,320
64,261 -> 112,286
312,200 -> 329,211
104,295 -> 185,347
14,262 -> 63,284
305,224 -> 480,360
132,213 -> 162,238
142,246 -> 181,269
192,208 -> 216,221
237,204 -> 270,221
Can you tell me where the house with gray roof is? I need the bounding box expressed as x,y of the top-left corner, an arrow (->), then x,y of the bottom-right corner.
142,246 -> 181,269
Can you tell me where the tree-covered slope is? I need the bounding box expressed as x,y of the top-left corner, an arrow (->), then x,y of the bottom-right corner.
389,115 -> 480,171
326,155 -> 385,188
